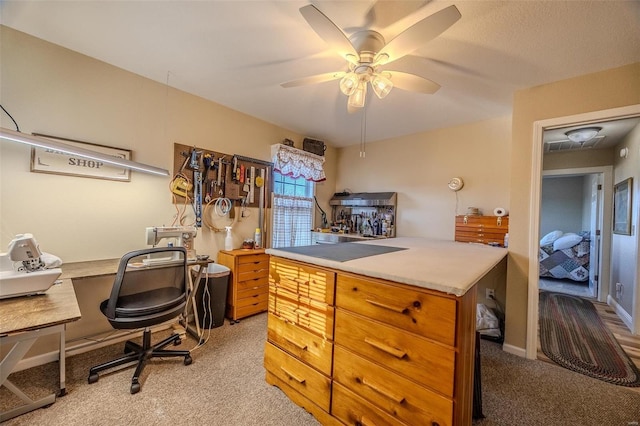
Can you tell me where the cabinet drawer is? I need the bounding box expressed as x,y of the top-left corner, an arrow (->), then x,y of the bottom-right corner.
455,235 -> 505,245
334,346 -> 453,426
237,262 -> 269,281
237,253 -> 269,265
336,274 -> 456,346
264,342 -> 331,412
334,309 -> 455,396
455,215 -> 508,228
267,313 -> 333,375
236,282 -> 268,299
455,230 -> 506,239
269,289 -> 334,339
270,257 -> 336,305
231,301 -> 267,318
236,291 -> 268,308
332,382 -> 407,426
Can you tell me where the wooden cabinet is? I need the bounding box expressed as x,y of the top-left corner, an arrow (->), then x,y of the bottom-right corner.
455,215 -> 509,246
265,257 -> 339,425
333,273 -> 475,426
217,249 -> 269,321
265,256 -> 478,426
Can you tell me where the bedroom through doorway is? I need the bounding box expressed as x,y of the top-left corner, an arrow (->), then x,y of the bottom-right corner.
538,171 -> 604,300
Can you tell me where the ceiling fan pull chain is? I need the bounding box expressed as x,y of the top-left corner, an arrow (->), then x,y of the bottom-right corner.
360,108 -> 367,158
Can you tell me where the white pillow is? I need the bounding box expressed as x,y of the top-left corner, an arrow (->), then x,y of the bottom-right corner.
553,233 -> 582,251
540,230 -> 563,246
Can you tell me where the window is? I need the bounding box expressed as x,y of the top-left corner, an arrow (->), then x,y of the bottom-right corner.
271,172 -> 314,248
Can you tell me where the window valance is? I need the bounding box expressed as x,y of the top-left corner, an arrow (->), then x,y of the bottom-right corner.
271,144 -> 326,182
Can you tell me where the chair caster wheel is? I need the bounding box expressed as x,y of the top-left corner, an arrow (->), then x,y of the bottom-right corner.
88,373 -> 99,384
130,381 -> 141,394
184,355 -> 193,366
174,338 -> 181,346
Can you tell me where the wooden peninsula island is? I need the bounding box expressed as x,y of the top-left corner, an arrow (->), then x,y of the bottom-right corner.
265,237 -> 507,426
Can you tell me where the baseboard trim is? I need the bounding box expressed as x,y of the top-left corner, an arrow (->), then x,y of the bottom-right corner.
502,343 -> 526,358
607,295 -> 633,331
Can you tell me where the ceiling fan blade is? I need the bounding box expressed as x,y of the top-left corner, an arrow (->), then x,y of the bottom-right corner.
365,0 -> 431,29
387,71 -> 441,94
300,5 -> 359,64
376,5 -> 461,64
281,72 -> 345,88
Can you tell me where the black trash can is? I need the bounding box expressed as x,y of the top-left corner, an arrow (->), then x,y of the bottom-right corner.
192,263 -> 230,329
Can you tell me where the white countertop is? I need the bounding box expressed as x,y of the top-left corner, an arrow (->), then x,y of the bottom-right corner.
267,237 -> 507,296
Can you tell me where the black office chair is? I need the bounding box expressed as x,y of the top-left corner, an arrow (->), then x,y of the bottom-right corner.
88,247 -> 193,394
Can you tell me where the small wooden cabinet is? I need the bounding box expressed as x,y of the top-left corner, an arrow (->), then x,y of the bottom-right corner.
217,249 -> 269,321
455,215 -> 509,246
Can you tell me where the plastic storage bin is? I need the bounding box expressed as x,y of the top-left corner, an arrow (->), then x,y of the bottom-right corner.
192,263 -> 230,329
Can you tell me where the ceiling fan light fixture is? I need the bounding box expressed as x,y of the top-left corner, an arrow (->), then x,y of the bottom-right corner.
339,72 -> 359,96
348,81 -> 367,108
565,127 -> 601,143
371,73 -> 393,99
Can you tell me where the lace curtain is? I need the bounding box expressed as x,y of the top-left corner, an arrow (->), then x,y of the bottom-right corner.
271,144 -> 326,182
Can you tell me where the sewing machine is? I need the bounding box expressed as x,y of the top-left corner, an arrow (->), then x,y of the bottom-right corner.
0,234 -> 62,299
145,226 -> 197,261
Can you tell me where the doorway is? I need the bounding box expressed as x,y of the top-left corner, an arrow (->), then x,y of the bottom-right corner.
525,104 -> 640,360
538,170 -> 608,300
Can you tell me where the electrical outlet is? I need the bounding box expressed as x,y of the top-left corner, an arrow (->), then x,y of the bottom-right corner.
615,283 -> 623,299
486,288 -> 495,299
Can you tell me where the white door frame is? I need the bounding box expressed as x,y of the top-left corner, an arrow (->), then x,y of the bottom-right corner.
541,167 -> 612,301
526,104 -> 640,359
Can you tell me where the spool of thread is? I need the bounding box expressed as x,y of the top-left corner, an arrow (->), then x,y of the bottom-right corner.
494,207 -> 508,217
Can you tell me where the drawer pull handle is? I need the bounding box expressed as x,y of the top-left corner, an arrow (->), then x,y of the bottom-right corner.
362,377 -> 406,404
360,415 -> 377,426
364,337 -> 407,359
283,336 -> 307,351
293,278 -> 309,285
280,366 -> 305,384
365,299 -> 408,314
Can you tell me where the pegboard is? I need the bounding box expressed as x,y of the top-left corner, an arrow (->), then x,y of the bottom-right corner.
171,143 -> 272,209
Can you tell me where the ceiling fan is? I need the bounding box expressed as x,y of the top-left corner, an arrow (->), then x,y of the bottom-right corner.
281,3 -> 461,111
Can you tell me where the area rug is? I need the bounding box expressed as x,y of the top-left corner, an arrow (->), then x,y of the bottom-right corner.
539,291 -> 640,387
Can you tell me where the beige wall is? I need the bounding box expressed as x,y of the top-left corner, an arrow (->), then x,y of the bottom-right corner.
507,63 -> 640,349
336,115 -> 512,240
0,26 -> 337,262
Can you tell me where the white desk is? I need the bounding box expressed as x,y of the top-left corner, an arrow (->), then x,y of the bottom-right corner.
0,279 -> 81,421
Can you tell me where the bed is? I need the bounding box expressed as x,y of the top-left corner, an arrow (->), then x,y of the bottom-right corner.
538,231 -> 590,282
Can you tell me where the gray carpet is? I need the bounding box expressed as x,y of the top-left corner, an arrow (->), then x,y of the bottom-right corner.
2,313 -> 639,425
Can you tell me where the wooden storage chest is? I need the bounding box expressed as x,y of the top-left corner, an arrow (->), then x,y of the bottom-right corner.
455,215 -> 509,246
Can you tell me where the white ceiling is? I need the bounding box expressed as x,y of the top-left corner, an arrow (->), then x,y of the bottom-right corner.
1,0 -> 639,147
